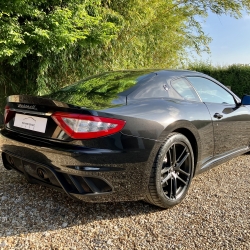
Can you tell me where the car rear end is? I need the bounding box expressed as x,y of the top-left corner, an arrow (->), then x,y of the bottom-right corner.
1,94 -> 157,203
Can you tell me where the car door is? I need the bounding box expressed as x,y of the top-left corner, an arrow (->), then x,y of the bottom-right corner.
187,76 -> 250,157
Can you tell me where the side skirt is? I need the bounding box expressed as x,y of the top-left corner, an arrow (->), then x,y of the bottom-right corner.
196,146 -> 250,175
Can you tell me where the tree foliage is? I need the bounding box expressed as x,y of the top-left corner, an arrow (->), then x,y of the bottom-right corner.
0,0 -> 122,96
0,0 -> 121,64
0,0 -> 250,117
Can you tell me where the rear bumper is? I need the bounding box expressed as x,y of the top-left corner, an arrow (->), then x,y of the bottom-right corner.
0,129 -> 159,202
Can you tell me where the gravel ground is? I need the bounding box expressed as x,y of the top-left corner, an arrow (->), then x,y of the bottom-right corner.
0,149 -> 250,249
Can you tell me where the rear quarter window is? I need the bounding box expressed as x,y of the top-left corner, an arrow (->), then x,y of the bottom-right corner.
171,78 -> 200,102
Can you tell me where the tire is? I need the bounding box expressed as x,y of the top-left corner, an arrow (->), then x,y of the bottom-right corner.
145,133 -> 194,208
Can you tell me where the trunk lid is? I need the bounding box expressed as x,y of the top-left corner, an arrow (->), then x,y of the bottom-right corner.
5,95 -> 90,141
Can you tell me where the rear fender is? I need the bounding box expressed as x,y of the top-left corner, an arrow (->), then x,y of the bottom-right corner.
157,120 -> 202,175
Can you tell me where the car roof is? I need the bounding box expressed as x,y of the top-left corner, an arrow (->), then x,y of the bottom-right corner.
118,69 -> 208,98
153,69 -> 206,77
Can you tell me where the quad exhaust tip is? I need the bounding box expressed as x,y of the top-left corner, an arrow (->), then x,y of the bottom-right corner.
2,154 -> 14,170
37,168 -> 49,179
7,155 -> 14,166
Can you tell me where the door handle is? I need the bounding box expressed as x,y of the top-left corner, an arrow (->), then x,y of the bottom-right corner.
214,113 -> 223,119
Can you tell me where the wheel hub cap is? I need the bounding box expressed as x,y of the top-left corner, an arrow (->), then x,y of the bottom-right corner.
161,142 -> 191,200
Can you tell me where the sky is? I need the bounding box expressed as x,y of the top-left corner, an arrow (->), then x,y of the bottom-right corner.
193,12 -> 250,66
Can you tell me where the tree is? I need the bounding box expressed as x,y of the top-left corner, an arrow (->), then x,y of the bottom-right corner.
0,0 -> 123,95
0,0 -> 250,117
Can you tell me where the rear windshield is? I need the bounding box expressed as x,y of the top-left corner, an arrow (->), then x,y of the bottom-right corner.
46,70 -> 155,109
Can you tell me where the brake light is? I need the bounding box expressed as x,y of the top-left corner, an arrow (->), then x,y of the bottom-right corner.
51,112 -> 126,139
4,106 -> 15,124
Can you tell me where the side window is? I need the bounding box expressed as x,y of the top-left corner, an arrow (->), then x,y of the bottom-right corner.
171,78 -> 200,102
187,77 -> 235,104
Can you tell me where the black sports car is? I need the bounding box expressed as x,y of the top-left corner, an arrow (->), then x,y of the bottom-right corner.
1,69 -> 250,208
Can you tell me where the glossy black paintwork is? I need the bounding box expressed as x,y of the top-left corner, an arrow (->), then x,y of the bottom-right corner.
203,102 -> 250,155
1,69 -> 250,202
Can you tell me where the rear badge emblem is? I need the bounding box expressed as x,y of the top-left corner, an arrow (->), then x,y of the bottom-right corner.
18,104 -> 37,110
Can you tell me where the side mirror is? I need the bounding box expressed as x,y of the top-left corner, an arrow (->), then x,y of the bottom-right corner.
241,95 -> 250,105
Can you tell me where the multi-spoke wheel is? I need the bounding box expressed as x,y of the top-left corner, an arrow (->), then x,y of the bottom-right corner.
145,133 -> 194,208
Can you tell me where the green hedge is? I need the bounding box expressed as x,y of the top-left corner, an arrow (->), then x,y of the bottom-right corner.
189,63 -> 250,98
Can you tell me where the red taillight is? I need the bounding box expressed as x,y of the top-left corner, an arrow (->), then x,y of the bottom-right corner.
4,106 -> 15,124
51,112 -> 126,139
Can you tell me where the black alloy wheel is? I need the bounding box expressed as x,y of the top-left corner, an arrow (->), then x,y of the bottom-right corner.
145,133 -> 194,208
